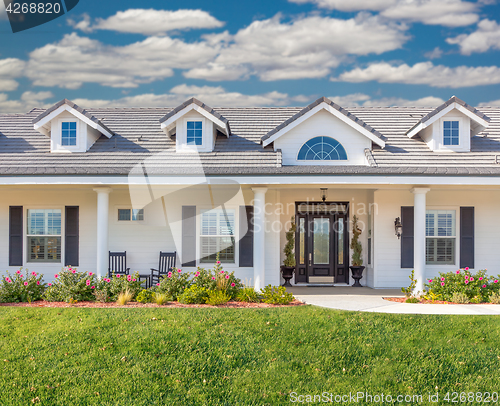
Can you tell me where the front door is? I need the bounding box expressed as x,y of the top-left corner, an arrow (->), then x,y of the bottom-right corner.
295,203 -> 349,284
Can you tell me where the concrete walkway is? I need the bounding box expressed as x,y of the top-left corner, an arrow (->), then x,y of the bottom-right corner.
289,286 -> 500,315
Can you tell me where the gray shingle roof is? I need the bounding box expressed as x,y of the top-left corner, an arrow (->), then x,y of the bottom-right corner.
32,99 -> 115,136
261,97 -> 387,143
1,103 -> 500,176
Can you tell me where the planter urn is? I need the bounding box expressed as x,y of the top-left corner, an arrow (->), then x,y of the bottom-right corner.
281,266 -> 295,287
349,266 -> 365,287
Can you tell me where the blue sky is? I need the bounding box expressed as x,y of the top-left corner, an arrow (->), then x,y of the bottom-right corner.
0,0 -> 500,112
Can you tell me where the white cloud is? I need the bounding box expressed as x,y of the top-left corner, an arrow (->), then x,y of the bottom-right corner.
447,19 -> 500,54
0,91 -> 53,113
289,0 -> 479,26
25,33 -> 220,89
335,61 -> 500,88
328,93 -> 444,106
70,9 -> 224,36
424,47 -> 443,59
479,98 -> 500,106
185,14 -> 408,81
0,58 -> 26,91
69,84 -> 306,108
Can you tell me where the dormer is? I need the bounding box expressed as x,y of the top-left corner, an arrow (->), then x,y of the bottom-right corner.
406,96 -> 490,152
159,98 -> 230,153
32,99 -> 114,153
261,97 -> 386,166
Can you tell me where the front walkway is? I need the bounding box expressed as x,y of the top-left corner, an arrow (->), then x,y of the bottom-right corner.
289,286 -> 500,315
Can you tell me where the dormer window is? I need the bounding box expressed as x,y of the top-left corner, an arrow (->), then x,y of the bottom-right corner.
61,122 -> 77,146
443,121 -> 459,146
187,121 -> 203,146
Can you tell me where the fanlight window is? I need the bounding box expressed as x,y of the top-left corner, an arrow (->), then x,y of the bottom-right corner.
297,136 -> 347,161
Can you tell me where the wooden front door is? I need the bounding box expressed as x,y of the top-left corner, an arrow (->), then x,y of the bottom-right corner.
295,203 -> 349,284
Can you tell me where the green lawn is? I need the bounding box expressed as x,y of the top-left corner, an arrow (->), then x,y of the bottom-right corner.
1,306 -> 500,405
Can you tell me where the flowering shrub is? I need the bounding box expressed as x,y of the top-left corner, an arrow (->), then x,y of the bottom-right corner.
94,272 -> 143,302
0,269 -> 45,303
43,267 -> 99,302
192,261 -> 242,299
154,268 -> 191,301
425,268 -> 500,303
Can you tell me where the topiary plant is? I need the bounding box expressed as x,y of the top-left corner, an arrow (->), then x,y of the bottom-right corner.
350,215 -> 363,266
283,217 -> 296,267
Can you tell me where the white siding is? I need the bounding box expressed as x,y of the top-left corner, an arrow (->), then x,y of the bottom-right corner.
274,109 -> 371,166
175,110 -> 215,153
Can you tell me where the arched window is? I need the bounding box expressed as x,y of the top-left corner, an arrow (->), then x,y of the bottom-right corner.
297,136 -> 348,161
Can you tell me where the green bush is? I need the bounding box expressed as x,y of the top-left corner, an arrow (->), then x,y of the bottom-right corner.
135,289 -> 154,303
178,285 -> 209,304
489,292 -> 500,304
206,289 -> 231,306
236,286 -> 261,303
425,269 -> 500,303
261,285 -> 294,305
154,268 -> 191,301
451,292 -> 470,304
43,267 -> 99,302
0,269 -> 46,303
405,297 -> 420,303
95,272 -> 143,302
192,260 -> 243,299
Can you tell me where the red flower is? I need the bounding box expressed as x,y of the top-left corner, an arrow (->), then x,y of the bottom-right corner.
482,285 -> 487,288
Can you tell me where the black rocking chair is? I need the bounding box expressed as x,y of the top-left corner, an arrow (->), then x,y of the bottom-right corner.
108,251 -> 130,278
150,251 -> 177,285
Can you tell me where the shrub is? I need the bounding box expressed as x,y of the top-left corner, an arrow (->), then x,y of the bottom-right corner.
261,285 -> 294,305
236,286 -> 261,303
425,269 -> 499,303
93,290 -> 108,303
451,292 -> 470,304
192,260 -> 243,299
405,297 -> 419,303
206,289 -> 231,306
116,289 -> 133,305
0,269 -> 46,303
152,292 -> 168,306
178,285 -> 209,304
136,289 -> 154,303
489,292 -> 500,304
154,268 -> 191,301
401,270 -> 417,297
43,267 -> 98,302
95,272 -> 143,302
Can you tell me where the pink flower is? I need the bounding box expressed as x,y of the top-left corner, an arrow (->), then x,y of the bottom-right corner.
482,285 -> 487,288
116,274 -> 120,278
456,270 -> 460,274
72,270 -> 76,274
465,280 -> 469,285
220,270 -> 225,274
91,286 -> 95,289
216,261 -> 221,265
167,273 -> 172,278
428,279 -> 433,283
225,275 -> 230,279
16,270 -> 20,274
36,281 -> 40,285
86,280 -> 90,286
465,275 -> 469,279
132,279 -> 136,282
178,269 -> 182,273
89,272 -> 93,276
156,283 -> 160,286
55,274 -> 58,278
441,282 -> 445,286
23,282 -> 28,286
31,271 -> 37,276
479,277 -> 483,281
5,278 -> 11,283
441,277 -> 445,281
465,267 -> 469,271
495,280 -> 498,284
48,283 -> 52,286
231,283 -> 235,287
212,277 -> 216,280
19,274 -> 23,278
470,277 -> 474,281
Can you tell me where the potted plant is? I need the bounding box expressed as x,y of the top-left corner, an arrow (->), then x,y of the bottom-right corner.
281,217 -> 296,286
349,215 -> 365,287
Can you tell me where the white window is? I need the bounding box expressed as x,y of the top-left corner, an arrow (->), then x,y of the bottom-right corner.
200,209 -> 235,263
118,209 -> 144,221
187,121 -> 203,145
426,210 -> 456,265
27,209 -> 62,263
443,121 -> 459,146
61,121 -> 77,146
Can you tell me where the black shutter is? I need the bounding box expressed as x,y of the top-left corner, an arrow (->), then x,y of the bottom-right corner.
401,206 -> 414,268
65,206 -> 79,267
9,206 -> 23,266
460,207 -> 474,269
239,206 -> 254,267
182,206 -> 196,267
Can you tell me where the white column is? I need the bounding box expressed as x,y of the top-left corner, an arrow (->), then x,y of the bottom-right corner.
411,187 -> 430,294
94,187 -> 112,279
252,187 -> 267,291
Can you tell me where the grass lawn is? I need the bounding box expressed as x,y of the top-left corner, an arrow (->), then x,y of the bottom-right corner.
1,306 -> 500,405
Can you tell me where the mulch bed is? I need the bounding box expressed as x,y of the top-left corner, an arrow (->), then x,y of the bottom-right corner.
0,299 -> 305,308
384,297 -> 495,305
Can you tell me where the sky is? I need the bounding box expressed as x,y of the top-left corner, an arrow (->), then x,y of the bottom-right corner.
0,0 -> 500,112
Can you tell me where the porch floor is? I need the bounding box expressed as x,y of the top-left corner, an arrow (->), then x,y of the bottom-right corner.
288,286 -> 500,315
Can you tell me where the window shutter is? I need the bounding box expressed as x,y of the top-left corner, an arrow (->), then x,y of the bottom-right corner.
401,206 -> 414,268
182,206 -> 196,267
460,207 -> 474,269
65,206 -> 79,267
239,206 -> 254,267
9,206 -> 23,266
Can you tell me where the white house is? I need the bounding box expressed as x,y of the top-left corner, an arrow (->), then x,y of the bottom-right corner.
1,96 -> 498,292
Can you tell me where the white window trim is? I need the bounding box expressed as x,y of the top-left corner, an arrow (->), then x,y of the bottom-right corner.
24,205 -> 65,266
295,136 -> 350,162
196,206 -> 239,268
115,206 -> 145,223
425,205 -> 460,269
181,117 -> 206,151
439,116 -> 463,150
57,118 -> 80,152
